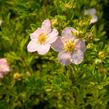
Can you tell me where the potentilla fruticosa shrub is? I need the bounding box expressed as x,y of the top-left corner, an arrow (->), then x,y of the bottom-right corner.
0,0 -> 109,109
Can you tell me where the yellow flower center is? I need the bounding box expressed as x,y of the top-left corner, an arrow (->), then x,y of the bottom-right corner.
38,33 -> 47,44
64,40 -> 75,52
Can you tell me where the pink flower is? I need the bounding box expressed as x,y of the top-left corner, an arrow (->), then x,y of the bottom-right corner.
84,8 -> 98,24
52,27 -> 86,65
27,19 -> 58,55
0,58 -> 10,79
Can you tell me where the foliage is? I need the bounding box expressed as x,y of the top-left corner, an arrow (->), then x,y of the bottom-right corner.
0,0 -> 109,109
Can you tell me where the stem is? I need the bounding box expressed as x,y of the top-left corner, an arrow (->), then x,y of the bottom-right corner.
65,65 -> 76,83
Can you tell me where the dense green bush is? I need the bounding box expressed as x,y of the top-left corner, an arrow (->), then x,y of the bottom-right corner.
0,0 -> 109,109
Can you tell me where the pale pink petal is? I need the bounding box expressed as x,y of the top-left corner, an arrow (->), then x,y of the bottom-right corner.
0,20 -> 3,26
37,44 -> 50,55
75,39 -> 86,52
51,37 -> 64,52
0,58 -> 10,77
71,50 -> 84,64
46,28 -> 58,44
1,65 -> 10,73
84,8 -> 96,16
90,15 -> 98,24
58,52 -> 72,65
27,40 -> 40,52
30,28 -> 43,40
41,19 -> 51,34
0,58 -> 7,64
62,27 -> 76,40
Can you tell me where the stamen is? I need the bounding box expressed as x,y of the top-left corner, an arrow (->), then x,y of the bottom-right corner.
64,40 -> 75,52
38,33 -> 47,44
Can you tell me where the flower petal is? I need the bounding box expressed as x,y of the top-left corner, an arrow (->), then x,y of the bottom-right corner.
90,15 -> 98,24
0,58 -> 7,64
41,19 -> 51,34
51,37 -> 64,52
75,39 -> 86,52
62,27 -> 77,40
37,44 -> 50,55
58,52 -> 71,65
30,28 -> 43,40
71,50 -> 84,64
0,58 -> 10,73
27,40 -> 40,52
84,8 -> 96,16
47,28 -> 58,44
0,20 -> 3,26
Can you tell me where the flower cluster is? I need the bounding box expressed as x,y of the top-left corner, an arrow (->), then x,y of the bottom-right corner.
27,19 -> 86,65
0,58 -> 10,79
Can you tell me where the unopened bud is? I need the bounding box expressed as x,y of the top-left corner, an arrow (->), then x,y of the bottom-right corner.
98,51 -> 106,59
13,72 -> 21,80
98,66 -> 107,74
51,18 -> 58,27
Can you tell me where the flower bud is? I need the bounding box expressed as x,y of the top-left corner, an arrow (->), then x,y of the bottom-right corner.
51,18 -> 58,27
13,72 -> 21,80
98,51 -> 106,59
98,66 -> 107,74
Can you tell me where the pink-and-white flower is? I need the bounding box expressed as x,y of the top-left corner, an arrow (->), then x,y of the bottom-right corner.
0,58 -> 10,79
84,8 -> 98,24
27,19 -> 58,55
52,27 -> 86,65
